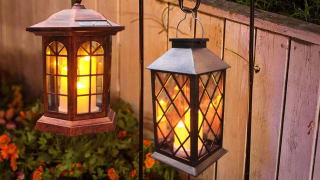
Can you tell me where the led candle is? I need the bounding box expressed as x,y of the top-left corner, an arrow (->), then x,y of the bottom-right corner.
90,57 -> 99,112
77,56 -> 99,113
173,109 -> 204,157
58,63 -> 68,113
174,120 -> 190,157
157,99 -> 167,140
77,56 -> 90,113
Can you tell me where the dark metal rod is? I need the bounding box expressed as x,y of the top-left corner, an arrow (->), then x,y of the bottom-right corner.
244,0 -> 255,179
194,11 -> 197,38
139,0 -> 144,179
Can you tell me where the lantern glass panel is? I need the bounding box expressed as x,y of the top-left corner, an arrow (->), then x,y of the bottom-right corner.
45,41 -> 68,113
155,72 -> 193,159
198,71 -> 224,158
76,41 -> 104,114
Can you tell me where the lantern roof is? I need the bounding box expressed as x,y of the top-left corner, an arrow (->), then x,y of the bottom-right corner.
26,2 -> 124,34
147,39 -> 230,75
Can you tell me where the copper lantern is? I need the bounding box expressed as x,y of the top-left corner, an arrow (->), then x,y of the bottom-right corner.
147,38 -> 230,176
26,0 -> 124,136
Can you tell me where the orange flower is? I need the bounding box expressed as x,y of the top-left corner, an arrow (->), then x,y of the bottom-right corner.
143,140 -> 151,147
70,163 -> 83,175
118,131 -> 127,139
144,153 -> 155,169
0,111 -> 5,118
10,153 -> 18,171
5,108 -> 14,120
1,144 -> 9,160
39,161 -> 45,166
20,111 -> 26,119
130,169 -> 136,178
8,143 -> 18,155
0,134 -> 11,148
107,168 -> 119,180
32,166 -> 43,180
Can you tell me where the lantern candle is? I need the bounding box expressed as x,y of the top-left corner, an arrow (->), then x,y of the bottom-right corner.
77,56 -> 98,113
174,109 -> 203,157
157,99 -> 167,140
58,63 -> 68,113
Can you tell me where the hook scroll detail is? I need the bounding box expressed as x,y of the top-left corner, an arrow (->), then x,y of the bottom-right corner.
179,0 -> 201,14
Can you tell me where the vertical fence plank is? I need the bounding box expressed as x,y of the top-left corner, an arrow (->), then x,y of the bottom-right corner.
118,0 -> 140,114
143,0 -> 169,137
278,42 -> 320,180
216,20 -> 249,180
313,124 -> 320,179
197,14 -> 224,58
193,12 -> 225,180
250,30 -> 289,180
96,0 -> 121,98
0,0 -> 70,97
167,3 -> 194,45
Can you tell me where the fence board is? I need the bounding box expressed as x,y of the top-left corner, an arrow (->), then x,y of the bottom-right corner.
250,30 -> 289,180
143,0 -> 169,137
0,0 -> 70,97
98,0 -> 121,98
168,3 -> 194,46
216,20 -> 249,180
314,125 -> 320,179
118,0 -> 140,114
192,12 -> 225,180
278,41 -> 320,180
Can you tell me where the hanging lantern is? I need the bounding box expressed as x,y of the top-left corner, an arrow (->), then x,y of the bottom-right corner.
26,0 -> 124,136
147,38 -> 230,176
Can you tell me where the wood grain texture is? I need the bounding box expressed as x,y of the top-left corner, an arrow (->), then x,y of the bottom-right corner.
278,41 -> 320,180
168,2 -> 195,47
161,0 -> 320,45
118,0 -> 140,114
250,30 -> 289,180
82,0 -> 122,98
216,20 -> 249,180
194,12 -> 225,180
196,13 -> 224,58
144,0 -> 168,121
0,0 -> 70,98
313,123 -> 320,179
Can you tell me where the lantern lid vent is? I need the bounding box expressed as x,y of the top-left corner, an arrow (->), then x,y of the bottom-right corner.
147,38 -> 230,75
26,3 -> 124,34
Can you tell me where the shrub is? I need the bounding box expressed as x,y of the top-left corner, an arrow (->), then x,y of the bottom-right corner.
228,0 -> 320,25
0,81 -> 179,180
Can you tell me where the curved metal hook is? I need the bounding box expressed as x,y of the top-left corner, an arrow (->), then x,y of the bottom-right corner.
179,0 -> 201,14
176,11 -> 204,39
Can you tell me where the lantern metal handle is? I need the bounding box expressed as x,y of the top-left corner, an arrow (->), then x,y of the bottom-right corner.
179,0 -> 201,14
176,11 -> 204,39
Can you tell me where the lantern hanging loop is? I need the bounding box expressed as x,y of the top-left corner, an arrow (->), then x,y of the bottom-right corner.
178,0 -> 201,13
176,11 -> 204,39
74,0 -> 82,4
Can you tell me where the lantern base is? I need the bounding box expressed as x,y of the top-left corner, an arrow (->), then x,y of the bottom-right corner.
35,109 -> 116,136
151,148 -> 227,177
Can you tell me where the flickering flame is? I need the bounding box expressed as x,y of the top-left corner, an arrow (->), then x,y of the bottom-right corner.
84,56 -> 90,61
177,121 -> 185,128
77,82 -> 86,89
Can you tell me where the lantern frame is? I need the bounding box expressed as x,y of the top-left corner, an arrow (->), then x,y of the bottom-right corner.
26,2 -> 124,136
147,38 -> 230,176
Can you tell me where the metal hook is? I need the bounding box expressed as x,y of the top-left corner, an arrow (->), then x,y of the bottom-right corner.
179,0 -> 201,14
176,11 -> 204,39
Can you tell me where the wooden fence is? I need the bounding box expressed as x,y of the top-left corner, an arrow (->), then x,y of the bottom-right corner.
1,0 -> 320,179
